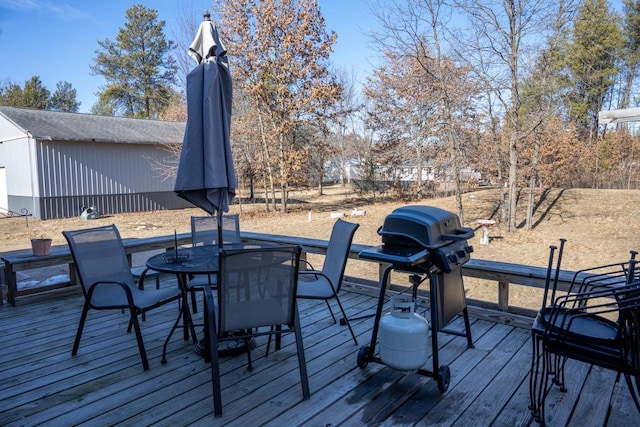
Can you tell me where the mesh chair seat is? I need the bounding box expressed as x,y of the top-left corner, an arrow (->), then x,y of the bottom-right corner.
131,265 -> 162,289
63,224 -> 181,371
297,273 -> 335,299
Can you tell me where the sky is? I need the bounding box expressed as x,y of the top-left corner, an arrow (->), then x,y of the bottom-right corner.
0,0 -> 629,115
0,0 -> 381,113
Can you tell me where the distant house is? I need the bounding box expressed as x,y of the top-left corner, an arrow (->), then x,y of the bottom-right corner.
0,106 -> 192,219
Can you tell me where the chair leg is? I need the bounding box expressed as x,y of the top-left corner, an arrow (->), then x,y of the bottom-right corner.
325,300 -> 337,323
129,308 -> 150,371
536,350 -> 554,424
72,302 -> 90,356
294,307 -> 311,400
208,321 -> 223,417
246,338 -> 254,371
266,326 -> 274,356
191,288 -> 198,314
529,334 -> 541,416
332,296 -> 358,345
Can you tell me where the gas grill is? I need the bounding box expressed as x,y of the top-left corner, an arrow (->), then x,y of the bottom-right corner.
357,205 -> 475,392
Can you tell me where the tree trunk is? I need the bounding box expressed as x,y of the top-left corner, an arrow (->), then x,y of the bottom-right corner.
255,105 -> 275,212
525,133 -> 540,229
277,130 -> 288,213
507,132 -> 518,232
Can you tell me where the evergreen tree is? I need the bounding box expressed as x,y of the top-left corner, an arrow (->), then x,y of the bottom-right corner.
20,76 -> 50,109
50,81 -> 80,112
0,82 -> 25,107
620,0 -> 640,109
567,0 -> 623,137
91,4 -> 178,118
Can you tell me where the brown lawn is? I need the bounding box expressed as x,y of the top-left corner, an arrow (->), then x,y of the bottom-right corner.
3,186 -> 639,310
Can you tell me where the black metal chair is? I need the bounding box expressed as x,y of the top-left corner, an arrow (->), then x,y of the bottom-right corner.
63,225 -> 182,371
529,240 -> 640,424
188,214 -> 241,312
296,218 -> 359,345
202,245 -> 310,417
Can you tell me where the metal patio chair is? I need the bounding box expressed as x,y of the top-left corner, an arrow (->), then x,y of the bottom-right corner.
529,241 -> 640,424
63,224 -> 182,371
188,214 -> 241,311
202,245 -> 310,417
296,218 -> 359,345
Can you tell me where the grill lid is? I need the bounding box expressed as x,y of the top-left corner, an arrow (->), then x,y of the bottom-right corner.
379,205 -> 473,249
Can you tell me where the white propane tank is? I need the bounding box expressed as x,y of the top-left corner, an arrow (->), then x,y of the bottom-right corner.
379,295 -> 430,374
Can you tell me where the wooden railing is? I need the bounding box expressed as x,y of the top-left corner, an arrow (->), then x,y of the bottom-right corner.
1,233 -> 192,306
240,231 -> 575,328
1,230 -> 574,326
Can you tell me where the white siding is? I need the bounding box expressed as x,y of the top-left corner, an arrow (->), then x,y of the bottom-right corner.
0,136 -> 36,196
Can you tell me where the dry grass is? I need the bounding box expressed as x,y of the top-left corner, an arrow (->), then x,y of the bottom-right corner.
3,186 -> 639,310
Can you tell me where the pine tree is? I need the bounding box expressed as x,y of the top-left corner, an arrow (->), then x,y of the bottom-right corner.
91,4 -> 178,118
566,0 -> 623,137
21,76 -> 50,109
50,81 -> 80,112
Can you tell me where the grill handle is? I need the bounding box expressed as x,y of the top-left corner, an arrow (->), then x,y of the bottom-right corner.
441,227 -> 474,241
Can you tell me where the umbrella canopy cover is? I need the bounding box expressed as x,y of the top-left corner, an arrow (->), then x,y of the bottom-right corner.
174,16 -> 236,214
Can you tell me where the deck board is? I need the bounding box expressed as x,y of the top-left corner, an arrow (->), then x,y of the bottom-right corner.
1,278 -> 638,426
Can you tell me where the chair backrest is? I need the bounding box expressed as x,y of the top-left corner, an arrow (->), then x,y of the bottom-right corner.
63,224 -> 136,301
191,215 -> 241,247
321,219 -> 359,292
217,245 -> 301,333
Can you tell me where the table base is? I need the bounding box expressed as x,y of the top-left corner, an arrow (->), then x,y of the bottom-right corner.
195,335 -> 257,358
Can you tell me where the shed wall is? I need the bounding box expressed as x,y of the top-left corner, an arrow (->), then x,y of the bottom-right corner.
34,140 -> 190,219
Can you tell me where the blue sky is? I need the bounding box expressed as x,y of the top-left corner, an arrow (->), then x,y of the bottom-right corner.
0,0 -> 628,114
0,0 -> 379,113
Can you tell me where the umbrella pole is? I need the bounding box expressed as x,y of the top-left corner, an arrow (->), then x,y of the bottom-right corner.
217,209 -> 223,248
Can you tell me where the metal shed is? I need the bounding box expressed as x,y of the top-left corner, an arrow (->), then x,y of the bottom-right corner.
0,106 -> 191,219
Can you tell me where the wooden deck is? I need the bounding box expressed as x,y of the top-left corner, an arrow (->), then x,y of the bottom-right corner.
1,277 -> 638,426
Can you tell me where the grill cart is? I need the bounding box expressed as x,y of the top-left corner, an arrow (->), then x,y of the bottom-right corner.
357,205 -> 475,392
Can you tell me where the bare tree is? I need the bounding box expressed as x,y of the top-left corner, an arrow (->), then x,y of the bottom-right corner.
216,0 -> 340,213
453,0 -> 561,231
367,0 -> 480,222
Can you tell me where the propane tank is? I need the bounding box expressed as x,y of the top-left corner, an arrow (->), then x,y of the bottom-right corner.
379,295 -> 430,374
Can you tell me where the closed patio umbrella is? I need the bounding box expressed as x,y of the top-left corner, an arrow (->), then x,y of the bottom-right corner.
175,11 -> 236,246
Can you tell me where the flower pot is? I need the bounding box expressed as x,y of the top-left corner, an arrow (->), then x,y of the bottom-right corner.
31,238 -> 52,256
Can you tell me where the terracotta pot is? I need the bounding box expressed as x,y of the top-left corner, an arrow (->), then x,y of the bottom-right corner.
31,238 -> 52,256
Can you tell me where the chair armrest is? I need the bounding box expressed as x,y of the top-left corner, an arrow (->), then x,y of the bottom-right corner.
86,280 -> 135,305
299,258 -> 316,271
298,270 -> 337,292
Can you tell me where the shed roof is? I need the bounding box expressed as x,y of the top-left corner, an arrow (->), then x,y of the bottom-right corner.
0,106 -> 185,145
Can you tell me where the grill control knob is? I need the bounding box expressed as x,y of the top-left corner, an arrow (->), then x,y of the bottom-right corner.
448,253 -> 459,263
457,250 -> 467,259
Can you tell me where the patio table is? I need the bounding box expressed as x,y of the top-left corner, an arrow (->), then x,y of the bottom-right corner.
145,242 -> 273,362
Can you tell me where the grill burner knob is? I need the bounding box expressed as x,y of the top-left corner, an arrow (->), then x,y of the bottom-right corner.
457,250 -> 466,258
448,253 -> 459,263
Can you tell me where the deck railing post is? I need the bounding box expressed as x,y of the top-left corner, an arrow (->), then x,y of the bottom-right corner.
498,280 -> 509,311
